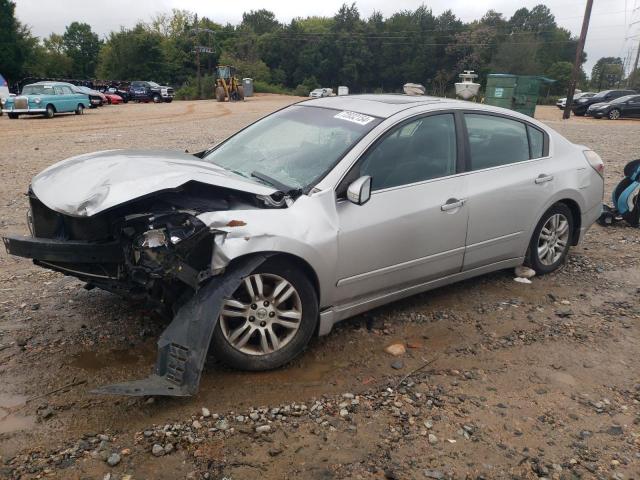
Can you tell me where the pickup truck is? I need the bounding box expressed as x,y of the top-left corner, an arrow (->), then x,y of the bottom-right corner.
129,81 -> 174,103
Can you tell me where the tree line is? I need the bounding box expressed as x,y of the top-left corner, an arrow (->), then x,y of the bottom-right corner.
2,0 -> 638,99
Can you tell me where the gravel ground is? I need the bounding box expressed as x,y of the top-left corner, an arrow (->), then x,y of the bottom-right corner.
0,99 -> 639,480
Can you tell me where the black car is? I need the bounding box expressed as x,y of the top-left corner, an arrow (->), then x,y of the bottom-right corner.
572,89 -> 637,116
129,81 -> 174,103
104,84 -> 131,103
587,94 -> 640,120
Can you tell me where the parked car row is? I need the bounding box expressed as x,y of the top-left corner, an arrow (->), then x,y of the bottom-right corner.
571,89 -> 637,117
556,91 -> 595,109
2,79 -> 174,119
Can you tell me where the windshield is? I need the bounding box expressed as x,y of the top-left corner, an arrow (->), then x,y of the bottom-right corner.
148,81 -> 160,87
22,85 -> 55,95
611,95 -> 636,104
203,105 -> 382,190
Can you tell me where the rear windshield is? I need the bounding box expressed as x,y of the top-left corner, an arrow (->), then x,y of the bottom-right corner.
22,85 -> 55,95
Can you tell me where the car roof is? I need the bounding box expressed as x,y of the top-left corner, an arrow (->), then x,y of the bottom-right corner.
301,94 -> 460,118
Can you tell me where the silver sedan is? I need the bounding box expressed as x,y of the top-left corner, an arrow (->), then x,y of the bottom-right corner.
3,95 -> 604,395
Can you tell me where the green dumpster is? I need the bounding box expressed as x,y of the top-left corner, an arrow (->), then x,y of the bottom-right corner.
485,74 -> 554,117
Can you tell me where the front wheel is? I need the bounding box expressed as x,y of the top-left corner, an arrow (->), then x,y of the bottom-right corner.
215,86 -> 226,102
608,108 -> 621,120
211,259 -> 318,371
152,94 -> 162,103
45,105 -> 55,118
526,204 -> 574,275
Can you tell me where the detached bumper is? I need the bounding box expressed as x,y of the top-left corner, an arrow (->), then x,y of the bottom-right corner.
3,235 -> 122,263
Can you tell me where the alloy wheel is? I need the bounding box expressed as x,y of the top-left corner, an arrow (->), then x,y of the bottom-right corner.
537,213 -> 570,266
219,273 -> 303,356
609,109 -> 620,120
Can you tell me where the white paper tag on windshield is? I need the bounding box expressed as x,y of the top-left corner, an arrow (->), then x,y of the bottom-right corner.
334,110 -> 375,125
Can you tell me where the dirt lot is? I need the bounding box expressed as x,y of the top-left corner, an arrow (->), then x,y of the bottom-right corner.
0,98 -> 639,480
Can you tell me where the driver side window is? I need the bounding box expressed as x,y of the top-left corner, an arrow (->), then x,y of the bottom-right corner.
358,114 -> 457,191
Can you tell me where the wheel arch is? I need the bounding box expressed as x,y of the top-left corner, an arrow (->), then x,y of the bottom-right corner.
556,198 -> 582,245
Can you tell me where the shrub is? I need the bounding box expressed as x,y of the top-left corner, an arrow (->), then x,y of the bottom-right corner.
253,81 -> 291,94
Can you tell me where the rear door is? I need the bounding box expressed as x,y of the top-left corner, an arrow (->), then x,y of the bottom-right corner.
625,95 -> 640,117
461,112 -> 553,270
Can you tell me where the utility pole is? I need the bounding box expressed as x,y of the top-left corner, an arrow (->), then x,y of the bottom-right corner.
190,16 -> 215,100
563,0 -> 594,120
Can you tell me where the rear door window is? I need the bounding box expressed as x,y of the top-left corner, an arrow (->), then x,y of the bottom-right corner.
527,125 -> 545,159
464,114 -> 531,170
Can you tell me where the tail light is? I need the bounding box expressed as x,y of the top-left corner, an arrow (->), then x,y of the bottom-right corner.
583,150 -> 604,178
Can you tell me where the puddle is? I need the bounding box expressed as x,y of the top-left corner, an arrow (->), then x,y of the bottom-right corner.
0,393 -> 35,434
69,346 -> 154,371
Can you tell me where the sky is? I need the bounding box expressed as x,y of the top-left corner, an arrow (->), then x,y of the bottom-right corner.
13,0 -> 640,76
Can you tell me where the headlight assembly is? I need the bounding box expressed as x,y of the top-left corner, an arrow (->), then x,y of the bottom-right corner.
34,98 -> 42,104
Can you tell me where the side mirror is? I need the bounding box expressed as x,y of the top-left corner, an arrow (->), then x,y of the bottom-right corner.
347,176 -> 372,205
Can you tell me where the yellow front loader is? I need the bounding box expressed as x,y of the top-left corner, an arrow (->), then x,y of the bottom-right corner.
215,65 -> 244,102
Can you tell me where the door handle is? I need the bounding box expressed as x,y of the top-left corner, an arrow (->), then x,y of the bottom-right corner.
535,174 -> 554,184
441,198 -> 466,211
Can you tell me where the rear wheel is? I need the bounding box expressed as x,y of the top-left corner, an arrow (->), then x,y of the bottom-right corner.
211,259 -> 318,371
526,204 -> 574,275
8,113 -> 19,119
75,104 -> 84,115
237,85 -> 245,101
215,86 -> 226,102
45,105 -> 55,118
608,108 -> 621,120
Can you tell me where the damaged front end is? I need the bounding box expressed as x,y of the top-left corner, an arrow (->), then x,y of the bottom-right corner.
3,182 -> 287,396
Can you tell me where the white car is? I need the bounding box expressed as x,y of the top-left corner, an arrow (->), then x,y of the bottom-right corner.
309,88 -> 333,98
556,92 -> 595,109
0,73 -> 12,116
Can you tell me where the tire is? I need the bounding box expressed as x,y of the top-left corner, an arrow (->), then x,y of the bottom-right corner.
237,85 -> 245,101
215,86 -> 226,102
211,258 -> 318,371
75,104 -> 84,115
8,113 -> 19,119
525,203 -> 574,275
45,105 -> 55,119
608,108 -> 621,120
165,98 -> 173,103
152,93 -> 162,103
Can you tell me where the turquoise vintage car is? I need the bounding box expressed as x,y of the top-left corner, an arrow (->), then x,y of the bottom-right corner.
1,81 -> 90,119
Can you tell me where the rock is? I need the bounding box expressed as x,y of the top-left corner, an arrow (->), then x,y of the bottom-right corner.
201,408 -> 211,418
339,408 -> 349,417
424,469 -> 444,479
215,419 -> 229,431
106,453 -> 121,467
424,420 -> 433,429
192,420 -> 202,429
256,425 -> 272,434
514,277 -> 532,284
268,447 -> 283,456
152,444 -> 165,457
391,359 -> 404,370
342,393 -> 355,399
384,343 -> 406,356
249,412 -> 260,421
515,266 -> 536,278
164,443 -> 174,454
39,407 -> 54,420
428,433 -> 438,445
607,424 -> 624,436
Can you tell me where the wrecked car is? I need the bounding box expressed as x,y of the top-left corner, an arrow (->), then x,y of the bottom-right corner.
2,95 -> 604,396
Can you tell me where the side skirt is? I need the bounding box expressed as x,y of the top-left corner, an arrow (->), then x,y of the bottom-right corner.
318,257 -> 524,336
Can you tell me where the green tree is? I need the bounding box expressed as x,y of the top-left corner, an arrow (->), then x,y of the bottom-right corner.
590,57 -> 624,90
0,0 -> 29,81
241,9 -> 280,35
62,22 -> 101,77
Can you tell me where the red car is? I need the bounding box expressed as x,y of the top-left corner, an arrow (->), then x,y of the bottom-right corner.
104,92 -> 123,104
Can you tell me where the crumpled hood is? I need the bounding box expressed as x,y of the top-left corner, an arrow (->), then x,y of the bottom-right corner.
31,149 -> 277,217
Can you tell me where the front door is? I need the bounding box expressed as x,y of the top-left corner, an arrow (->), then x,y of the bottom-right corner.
335,113 -> 468,303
